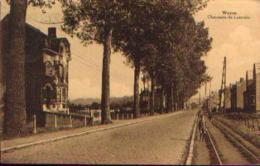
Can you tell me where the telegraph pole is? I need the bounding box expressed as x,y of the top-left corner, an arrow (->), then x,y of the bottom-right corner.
205,82 -> 207,98
209,79 -> 211,97
199,92 -> 201,106
218,57 -> 227,113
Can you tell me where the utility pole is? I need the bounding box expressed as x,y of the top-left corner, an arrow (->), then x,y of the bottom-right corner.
205,82 -> 207,99
218,57 -> 227,113
209,79 -> 211,97
199,92 -> 201,106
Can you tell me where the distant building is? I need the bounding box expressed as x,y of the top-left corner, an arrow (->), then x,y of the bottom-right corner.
1,15 -> 71,126
244,64 -> 260,113
244,70 -> 255,112
140,85 -> 166,112
231,78 -> 246,112
224,85 -> 231,112
208,91 -> 219,112
140,89 -> 150,110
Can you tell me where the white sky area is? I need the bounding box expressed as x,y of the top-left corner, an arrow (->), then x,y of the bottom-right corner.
1,0 -> 260,101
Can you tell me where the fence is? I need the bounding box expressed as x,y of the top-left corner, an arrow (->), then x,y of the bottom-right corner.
111,112 -> 134,120
45,111 -> 93,128
110,111 -> 152,120
31,111 -> 93,134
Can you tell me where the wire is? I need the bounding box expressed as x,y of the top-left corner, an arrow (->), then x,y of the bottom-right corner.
75,53 -> 101,68
73,55 -> 100,69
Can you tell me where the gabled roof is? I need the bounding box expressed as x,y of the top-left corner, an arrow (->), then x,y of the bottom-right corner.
1,14 -> 71,58
1,14 -> 47,37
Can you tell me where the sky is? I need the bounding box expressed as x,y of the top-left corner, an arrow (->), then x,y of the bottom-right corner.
1,0 -> 260,101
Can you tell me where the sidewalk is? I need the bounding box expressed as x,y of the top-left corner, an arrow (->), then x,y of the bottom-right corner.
1,111 -> 184,153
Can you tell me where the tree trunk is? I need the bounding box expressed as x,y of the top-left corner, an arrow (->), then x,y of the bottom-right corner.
143,79 -> 146,91
166,83 -> 173,113
171,84 -> 174,112
173,84 -> 177,111
0,1 -> 3,97
3,0 -> 27,137
133,60 -> 141,118
150,71 -> 155,115
176,91 -> 179,111
101,27 -> 112,124
160,86 -> 164,113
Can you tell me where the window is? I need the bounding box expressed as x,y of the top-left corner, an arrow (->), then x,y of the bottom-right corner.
45,61 -> 53,76
60,88 -> 63,101
59,65 -> 64,79
57,88 -> 61,101
43,84 -> 54,109
64,67 -> 67,83
60,46 -> 64,54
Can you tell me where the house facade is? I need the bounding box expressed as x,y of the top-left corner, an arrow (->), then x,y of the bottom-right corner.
1,16 -> 71,126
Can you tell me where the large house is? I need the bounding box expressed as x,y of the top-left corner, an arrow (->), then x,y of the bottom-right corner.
1,15 -> 71,126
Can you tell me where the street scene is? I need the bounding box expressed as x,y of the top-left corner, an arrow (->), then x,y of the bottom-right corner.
0,0 -> 260,165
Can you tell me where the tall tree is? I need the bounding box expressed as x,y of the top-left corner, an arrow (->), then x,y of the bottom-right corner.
141,44 -> 158,115
60,0 -> 130,124
112,1 -> 158,118
3,0 -> 55,136
3,0 -> 28,137
142,2 -> 212,113
112,0 -> 170,116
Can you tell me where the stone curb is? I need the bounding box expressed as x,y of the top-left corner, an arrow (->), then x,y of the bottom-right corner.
1,111 -> 181,153
185,113 -> 198,165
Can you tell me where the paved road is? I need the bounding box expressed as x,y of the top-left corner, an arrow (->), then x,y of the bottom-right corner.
1,110 -> 197,164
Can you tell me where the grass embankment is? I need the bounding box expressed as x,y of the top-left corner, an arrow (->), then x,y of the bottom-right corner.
215,113 -> 260,148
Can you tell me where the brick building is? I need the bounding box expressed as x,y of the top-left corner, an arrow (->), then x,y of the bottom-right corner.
1,15 -> 71,126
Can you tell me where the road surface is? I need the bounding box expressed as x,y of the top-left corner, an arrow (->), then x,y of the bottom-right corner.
1,110 -> 197,164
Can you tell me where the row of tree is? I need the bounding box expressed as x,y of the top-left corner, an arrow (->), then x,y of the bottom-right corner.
3,0 -> 212,137
60,0 -> 212,121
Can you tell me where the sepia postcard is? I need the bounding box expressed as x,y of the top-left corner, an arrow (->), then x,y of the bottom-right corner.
0,0 -> 259,165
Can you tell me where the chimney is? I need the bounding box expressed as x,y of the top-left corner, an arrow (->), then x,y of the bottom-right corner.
253,63 -> 256,81
48,27 -> 56,38
246,71 -> 249,90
